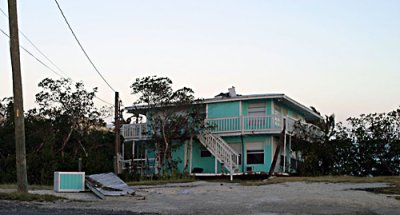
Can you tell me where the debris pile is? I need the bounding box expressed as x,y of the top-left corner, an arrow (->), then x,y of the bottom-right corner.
85,172 -> 135,199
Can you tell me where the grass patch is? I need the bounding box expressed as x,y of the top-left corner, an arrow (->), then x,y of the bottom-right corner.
0,184 -> 52,190
0,192 -> 65,202
127,178 -> 196,186
0,184 -> 16,189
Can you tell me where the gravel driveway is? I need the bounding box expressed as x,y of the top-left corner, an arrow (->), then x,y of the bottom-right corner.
2,181 -> 400,215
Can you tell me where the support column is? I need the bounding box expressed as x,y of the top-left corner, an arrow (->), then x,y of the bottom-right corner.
122,142 -> 125,160
230,156 -> 233,181
189,137 -> 193,174
288,135 -> 291,172
132,141 -> 135,159
215,158 -> 218,174
184,142 -> 188,170
114,92 -> 121,174
283,133 -> 287,173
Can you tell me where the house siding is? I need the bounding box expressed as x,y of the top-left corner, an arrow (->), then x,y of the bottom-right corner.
208,101 -> 240,118
169,135 -> 275,174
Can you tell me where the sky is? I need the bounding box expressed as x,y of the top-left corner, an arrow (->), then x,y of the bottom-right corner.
0,0 -> 399,123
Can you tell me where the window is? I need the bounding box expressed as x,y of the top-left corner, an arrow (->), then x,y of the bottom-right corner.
248,102 -> 266,128
246,142 -> 264,165
200,145 -> 212,157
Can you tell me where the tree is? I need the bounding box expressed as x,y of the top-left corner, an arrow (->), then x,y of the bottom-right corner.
292,107 -> 400,176
0,78 -> 115,184
0,98 -> 17,183
345,110 -> 400,176
35,78 -> 105,162
291,113 -> 339,175
0,97 -> 13,126
130,76 -> 205,175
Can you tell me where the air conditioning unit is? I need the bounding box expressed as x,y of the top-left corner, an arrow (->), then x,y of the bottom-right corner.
246,166 -> 253,172
54,172 -> 85,192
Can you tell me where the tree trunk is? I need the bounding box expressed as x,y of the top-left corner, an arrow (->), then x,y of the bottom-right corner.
161,123 -> 169,175
60,126 -> 74,162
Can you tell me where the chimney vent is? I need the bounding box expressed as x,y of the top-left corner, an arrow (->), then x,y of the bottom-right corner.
228,86 -> 236,97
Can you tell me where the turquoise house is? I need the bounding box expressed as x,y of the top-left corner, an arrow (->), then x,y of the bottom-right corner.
121,87 -> 322,179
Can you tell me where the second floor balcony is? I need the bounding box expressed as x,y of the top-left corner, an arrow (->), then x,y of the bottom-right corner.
205,115 -> 297,136
122,115 -> 300,140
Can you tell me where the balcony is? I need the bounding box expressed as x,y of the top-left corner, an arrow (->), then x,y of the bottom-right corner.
205,115 -> 297,135
121,116 -> 301,140
121,123 -> 150,141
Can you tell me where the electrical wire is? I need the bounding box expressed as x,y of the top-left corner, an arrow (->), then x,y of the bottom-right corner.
0,7 -> 71,79
0,27 -> 114,106
0,28 -> 64,78
54,0 -> 116,93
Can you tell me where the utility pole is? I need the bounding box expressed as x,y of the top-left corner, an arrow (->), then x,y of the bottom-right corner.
8,0 -> 28,192
114,92 -> 121,174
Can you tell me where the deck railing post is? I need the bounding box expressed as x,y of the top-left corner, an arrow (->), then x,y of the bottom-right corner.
139,124 -> 142,139
241,115 -> 244,134
230,155 -> 233,181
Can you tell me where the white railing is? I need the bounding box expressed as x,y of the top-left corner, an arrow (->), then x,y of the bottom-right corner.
122,116 -> 301,139
121,123 -> 150,140
285,117 -> 296,133
197,131 -> 239,173
205,115 -> 298,134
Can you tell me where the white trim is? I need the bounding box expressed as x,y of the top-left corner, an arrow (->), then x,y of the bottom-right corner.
215,158 -> 218,174
270,136 -> 273,165
239,101 -> 242,116
204,94 -> 284,103
57,172 -> 85,175
206,103 -> 208,119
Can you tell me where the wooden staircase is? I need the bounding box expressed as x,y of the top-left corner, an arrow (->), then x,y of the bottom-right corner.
197,131 -> 239,180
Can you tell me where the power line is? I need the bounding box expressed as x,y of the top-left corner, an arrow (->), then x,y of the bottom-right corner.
53,0 -> 116,93
0,7 -> 71,79
0,28 -> 64,78
94,96 -> 113,106
0,8 -> 113,106
0,27 -> 113,106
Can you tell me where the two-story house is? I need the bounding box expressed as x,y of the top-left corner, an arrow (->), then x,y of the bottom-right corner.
121,87 -> 322,180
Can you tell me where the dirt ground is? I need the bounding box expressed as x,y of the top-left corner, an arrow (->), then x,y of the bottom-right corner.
2,181 -> 400,215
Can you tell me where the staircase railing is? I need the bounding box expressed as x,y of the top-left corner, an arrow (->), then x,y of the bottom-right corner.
197,131 -> 239,175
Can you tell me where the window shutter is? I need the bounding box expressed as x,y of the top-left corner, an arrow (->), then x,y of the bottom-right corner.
248,102 -> 266,116
246,142 -> 264,151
